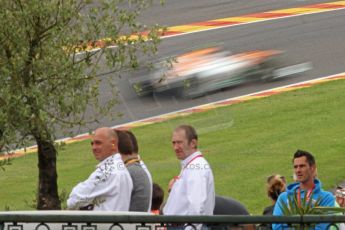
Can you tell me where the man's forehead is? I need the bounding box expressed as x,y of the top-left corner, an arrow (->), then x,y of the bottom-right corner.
293,156 -> 310,166
172,129 -> 187,138
92,131 -> 109,140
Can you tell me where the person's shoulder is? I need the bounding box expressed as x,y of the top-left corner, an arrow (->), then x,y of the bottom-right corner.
276,190 -> 288,201
127,163 -> 148,176
318,190 -> 335,206
263,205 -> 274,215
127,162 -> 143,171
194,153 -> 211,164
320,190 -> 335,200
214,195 -> 250,215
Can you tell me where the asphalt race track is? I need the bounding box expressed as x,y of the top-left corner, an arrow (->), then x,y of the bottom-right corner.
73,0 -> 345,136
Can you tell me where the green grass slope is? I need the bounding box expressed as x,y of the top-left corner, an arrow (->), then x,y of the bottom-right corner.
1,79 -> 345,214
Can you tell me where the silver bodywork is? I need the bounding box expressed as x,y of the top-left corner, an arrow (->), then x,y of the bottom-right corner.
132,47 -> 311,98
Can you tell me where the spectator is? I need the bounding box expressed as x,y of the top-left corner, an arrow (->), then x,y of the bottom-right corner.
214,195 -> 250,215
258,175 -> 286,230
116,129 -> 151,212
272,150 -> 335,230
151,183 -> 164,215
263,174 -> 286,215
126,130 -> 153,211
213,195 -> 255,230
335,186 -> 345,230
163,125 -> 215,229
67,127 -> 133,211
336,186 -> 345,208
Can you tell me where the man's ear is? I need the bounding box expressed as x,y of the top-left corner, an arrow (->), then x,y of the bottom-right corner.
190,139 -> 197,149
312,165 -> 318,178
112,139 -> 117,149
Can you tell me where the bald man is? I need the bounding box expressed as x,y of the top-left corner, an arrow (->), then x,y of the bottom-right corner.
67,127 -> 133,211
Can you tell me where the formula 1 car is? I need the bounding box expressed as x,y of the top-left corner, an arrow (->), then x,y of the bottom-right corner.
131,46 -> 311,98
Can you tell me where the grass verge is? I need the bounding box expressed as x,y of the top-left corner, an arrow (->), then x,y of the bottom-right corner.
1,79 -> 345,214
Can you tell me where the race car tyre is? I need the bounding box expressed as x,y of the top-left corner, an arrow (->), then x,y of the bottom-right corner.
259,61 -> 277,82
180,77 -> 204,99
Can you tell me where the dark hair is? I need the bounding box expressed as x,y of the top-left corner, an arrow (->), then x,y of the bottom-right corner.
151,183 -> 164,211
115,130 -> 133,155
175,125 -> 198,144
266,175 -> 286,201
125,130 -> 139,153
293,149 -> 315,166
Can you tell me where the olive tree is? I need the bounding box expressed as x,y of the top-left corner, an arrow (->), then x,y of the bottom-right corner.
0,0 -> 162,209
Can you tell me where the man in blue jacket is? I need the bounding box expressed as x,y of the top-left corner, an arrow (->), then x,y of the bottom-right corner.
273,150 -> 335,230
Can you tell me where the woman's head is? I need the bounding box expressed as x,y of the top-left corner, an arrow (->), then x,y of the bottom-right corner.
335,187 -> 345,207
266,174 -> 287,202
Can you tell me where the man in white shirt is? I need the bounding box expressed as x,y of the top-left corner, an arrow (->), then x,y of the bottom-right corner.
163,125 -> 215,221
67,127 -> 133,211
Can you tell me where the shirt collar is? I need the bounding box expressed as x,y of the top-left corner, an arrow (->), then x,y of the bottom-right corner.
96,153 -> 120,168
181,151 -> 201,167
113,153 -> 121,160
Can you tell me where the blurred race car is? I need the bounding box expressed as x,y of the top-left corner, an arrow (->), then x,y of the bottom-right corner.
131,46 -> 311,98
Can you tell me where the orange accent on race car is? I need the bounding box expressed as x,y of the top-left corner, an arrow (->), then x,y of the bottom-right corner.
165,47 -> 223,78
230,50 -> 282,64
163,48 -> 282,79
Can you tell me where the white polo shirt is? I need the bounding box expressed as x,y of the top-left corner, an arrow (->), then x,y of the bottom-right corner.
163,151 -> 215,215
67,153 -> 133,211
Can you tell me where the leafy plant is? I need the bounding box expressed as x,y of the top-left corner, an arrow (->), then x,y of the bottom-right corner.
280,191 -> 345,215
280,191 -> 320,215
278,191 -> 345,229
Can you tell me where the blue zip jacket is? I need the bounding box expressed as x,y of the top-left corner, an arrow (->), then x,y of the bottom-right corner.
272,179 -> 335,230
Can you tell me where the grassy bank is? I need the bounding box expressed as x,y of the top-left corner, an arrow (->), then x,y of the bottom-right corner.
1,79 -> 345,214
